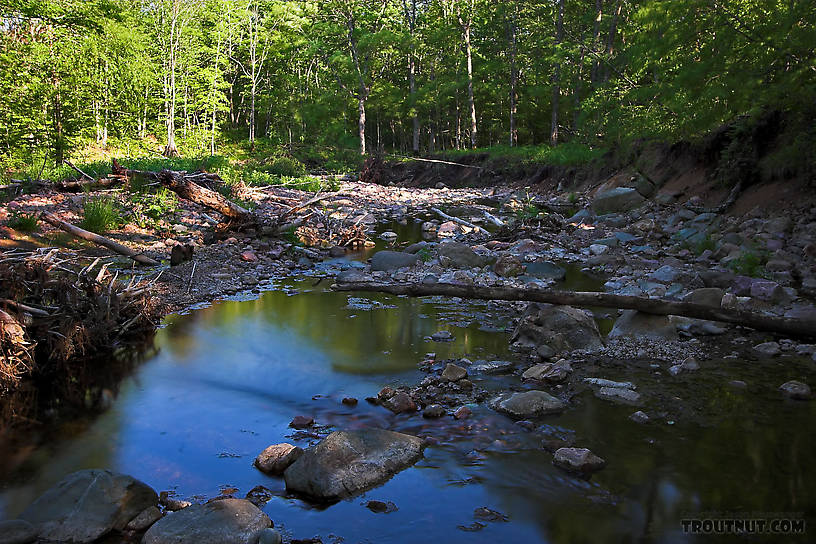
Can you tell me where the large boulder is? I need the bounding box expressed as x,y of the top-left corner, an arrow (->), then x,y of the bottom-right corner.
592,187 -> 645,215
438,242 -> 484,269
370,251 -> 419,271
284,429 -> 425,501
511,303 -> 603,355
608,310 -> 678,341
490,390 -> 566,419
19,469 -> 157,543
142,499 -> 270,544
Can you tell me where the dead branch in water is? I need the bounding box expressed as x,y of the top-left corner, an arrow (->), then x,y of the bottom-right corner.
331,280 -> 816,339
431,207 -> 489,235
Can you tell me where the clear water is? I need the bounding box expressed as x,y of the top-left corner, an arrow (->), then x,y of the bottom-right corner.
1,264 -> 815,542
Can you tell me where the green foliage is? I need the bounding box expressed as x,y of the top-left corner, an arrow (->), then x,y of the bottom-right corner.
692,235 -> 716,256
515,204 -> 542,221
264,156 -> 307,177
7,211 -> 39,232
416,247 -> 432,262
727,250 -> 766,278
127,188 -> 178,229
80,195 -> 122,233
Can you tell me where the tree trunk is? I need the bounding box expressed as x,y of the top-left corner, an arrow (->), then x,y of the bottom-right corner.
358,95 -> 366,155
331,280 -> 816,339
463,19 -> 477,148
507,2 -> 518,147
158,170 -> 250,220
550,0 -> 564,146
41,213 -> 158,266
603,0 -> 622,83
591,0 -> 603,85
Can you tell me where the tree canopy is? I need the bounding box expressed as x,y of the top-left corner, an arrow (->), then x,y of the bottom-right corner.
1,0 -> 814,169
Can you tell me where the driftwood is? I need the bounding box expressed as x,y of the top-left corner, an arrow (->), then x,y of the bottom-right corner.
431,207 -> 489,235
40,212 -> 159,266
331,280 -> 816,339
686,179 -> 745,214
157,169 -> 250,220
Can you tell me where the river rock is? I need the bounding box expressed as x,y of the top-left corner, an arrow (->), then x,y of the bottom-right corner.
490,390 -> 566,419
438,242 -> 484,268
19,469 -> 157,543
470,360 -> 514,374
553,447 -> 606,474
284,429 -> 425,500
423,404 -> 446,418
441,363 -> 467,382
381,391 -> 417,413
596,386 -> 642,404
453,406 -> 472,419
126,506 -> 162,531
583,378 -> 636,389
753,341 -> 781,357
608,310 -> 678,341
629,411 -> 650,423
142,499 -> 270,544
511,303 -> 603,355
431,330 -> 454,342
750,280 -> 790,304
494,254 -> 525,277
682,287 -> 724,308
648,265 -> 683,283
592,187 -> 645,215
779,381 -> 812,400
0,519 -> 36,544
289,415 -> 314,429
522,360 -> 572,383
255,443 -> 303,475
259,528 -> 283,544
370,250 -> 419,271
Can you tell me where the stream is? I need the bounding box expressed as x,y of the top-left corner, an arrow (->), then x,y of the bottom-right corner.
1,231 -> 815,542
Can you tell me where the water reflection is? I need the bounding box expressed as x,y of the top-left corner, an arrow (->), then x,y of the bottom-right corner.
0,279 -> 814,543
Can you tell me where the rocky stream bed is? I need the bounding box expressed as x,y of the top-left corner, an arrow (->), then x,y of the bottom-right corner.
1,176 -> 815,543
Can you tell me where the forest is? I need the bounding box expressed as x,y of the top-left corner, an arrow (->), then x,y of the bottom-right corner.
2,0 -> 814,175
2,2 -> 816,543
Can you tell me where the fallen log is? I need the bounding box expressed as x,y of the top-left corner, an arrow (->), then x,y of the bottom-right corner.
331,280 -> 816,339
40,212 -> 159,266
157,169 -> 250,220
431,207 -> 489,235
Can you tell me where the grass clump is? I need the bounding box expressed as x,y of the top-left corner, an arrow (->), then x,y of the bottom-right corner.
128,188 -> 178,229
727,250 -> 766,277
80,196 -> 122,233
7,211 -> 39,232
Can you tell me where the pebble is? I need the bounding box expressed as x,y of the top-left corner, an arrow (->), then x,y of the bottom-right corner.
629,411 -> 650,423
453,406 -> 472,420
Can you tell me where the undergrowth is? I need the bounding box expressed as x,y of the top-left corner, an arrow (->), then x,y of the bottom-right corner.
80,196 -> 122,233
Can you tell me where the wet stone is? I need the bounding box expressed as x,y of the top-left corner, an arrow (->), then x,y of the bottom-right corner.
259,529 -> 283,544
366,500 -> 398,514
290,415 -> 315,429
381,391 -> 417,414
779,381 -> 812,400
431,330 -> 454,342
596,387 -> 641,405
255,443 -> 304,475
441,363 -> 467,382
126,506 -> 163,531
629,411 -> 650,424
553,447 -> 607,474
341,397 -> 358,406
143,499 -> 271,544
454,406 -> 472,420
470,360 -> 514,374
423,404 -> 446,418
490,390 -> 567,419
754,342 -> 781,357
474,507 -> 509,522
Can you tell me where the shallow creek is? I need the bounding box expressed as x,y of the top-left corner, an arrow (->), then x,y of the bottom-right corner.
1,246 -> 815,541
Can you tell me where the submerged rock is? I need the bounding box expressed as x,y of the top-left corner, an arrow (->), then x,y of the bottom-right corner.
431,330 -> 454,342
511,303 -> 603,355
143,499 -> 270,544
19,469 -> 157,543
553,447 -> 606,474
470,360 -> 514,374
595,387 -> 642,405
779,381 -> 812,400
490,390 -> 566,419
284,429 -> 425,500
254,443 -> 303,475
423,404 -> 446,418
629,411 -> 650,423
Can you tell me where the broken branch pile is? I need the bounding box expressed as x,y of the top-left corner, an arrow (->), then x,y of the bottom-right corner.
0,248 -> 164,395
